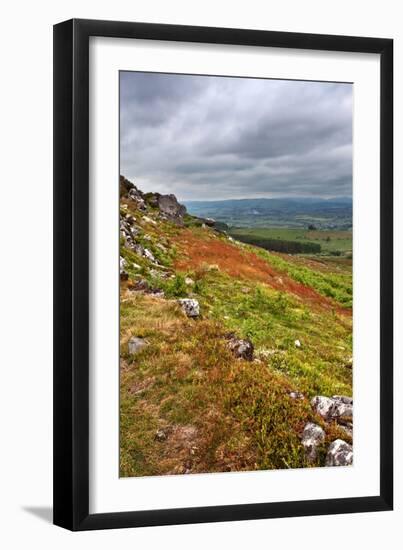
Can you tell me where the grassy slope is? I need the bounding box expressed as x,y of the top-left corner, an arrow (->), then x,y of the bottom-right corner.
120,199 -> 352,477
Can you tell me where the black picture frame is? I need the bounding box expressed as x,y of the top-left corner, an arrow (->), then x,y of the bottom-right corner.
53,18 -> 393,531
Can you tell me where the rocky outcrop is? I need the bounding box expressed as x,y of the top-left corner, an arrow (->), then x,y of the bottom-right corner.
128,186 -> 147,210
301,422 -> 325,462
120,211 -> 140,250
157,194 -> 187,224
325,439 -> 353,466
120,175 -> 187,224
178,298 -> 200,318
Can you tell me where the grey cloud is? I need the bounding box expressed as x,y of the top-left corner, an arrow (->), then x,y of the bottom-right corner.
120,72 -> 352,200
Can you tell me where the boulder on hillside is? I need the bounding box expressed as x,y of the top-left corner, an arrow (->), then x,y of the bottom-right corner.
331,395 -> 353,420
311,395 -> 353,422
120,175 -> 187,223
301,422 -> 325,462
178,298 -> 200,318
226,335 -> 254,361
310,396 -> 335,420
325,439 -> 353,467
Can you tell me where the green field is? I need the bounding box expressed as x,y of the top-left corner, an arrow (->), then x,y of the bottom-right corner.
229,227 -> 352,256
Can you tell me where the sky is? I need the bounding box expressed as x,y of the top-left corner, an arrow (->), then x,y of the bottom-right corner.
120,71 -> 352,201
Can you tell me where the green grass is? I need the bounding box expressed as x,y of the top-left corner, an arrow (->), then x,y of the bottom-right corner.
246,245 -> 353,308
230,227 -> 352,255
120,290 -> 351,477
187,269 -> 352,396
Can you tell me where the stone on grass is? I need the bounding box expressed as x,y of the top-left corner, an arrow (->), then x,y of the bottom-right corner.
128,336 -> 148,355
301,422 -> 325,462
331,395 -> 353,420
325,439 -> 353,467
294,339 -> 302,348
311,396 -> 336,420
227,337 -> 254,361
311,395 -> 353,422
155,429 -> 168,442
178,298 -> 200,318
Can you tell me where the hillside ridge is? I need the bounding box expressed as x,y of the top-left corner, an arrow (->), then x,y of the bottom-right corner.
119,175 -> 353,476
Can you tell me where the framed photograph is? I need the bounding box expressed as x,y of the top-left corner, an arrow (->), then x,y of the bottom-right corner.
53,19 -> 393,530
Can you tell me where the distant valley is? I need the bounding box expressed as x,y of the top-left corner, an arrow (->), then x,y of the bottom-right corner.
183,197 -> 352,230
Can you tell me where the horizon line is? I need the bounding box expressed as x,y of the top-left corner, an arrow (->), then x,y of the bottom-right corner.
182,196 -> 352,203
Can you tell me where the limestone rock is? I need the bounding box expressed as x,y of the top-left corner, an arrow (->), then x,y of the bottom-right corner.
301,422 -> 325,461
325,439 -> 353,466
178,298 -> 200,318
128,188 -> 147,210
311,396 -> 336,420
227,336 -> 254,361
331,395 -> 353,420
311,395 -> 353,421
157,194 -> 187,222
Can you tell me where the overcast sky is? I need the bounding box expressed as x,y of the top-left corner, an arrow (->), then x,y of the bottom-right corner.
120,71 -> 352,201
